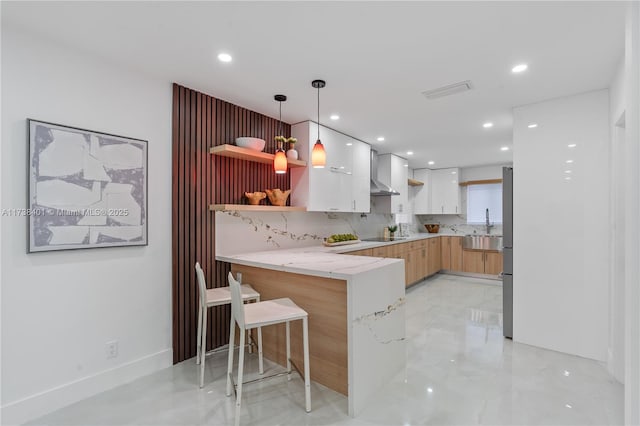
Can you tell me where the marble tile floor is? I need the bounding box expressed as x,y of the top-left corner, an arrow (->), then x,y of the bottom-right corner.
28,274 -> 623,425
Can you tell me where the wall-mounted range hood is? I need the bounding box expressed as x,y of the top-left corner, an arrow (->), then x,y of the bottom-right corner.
370,150 -> 399,196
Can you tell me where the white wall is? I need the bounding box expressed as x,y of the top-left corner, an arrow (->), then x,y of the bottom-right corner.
460,164 -> 508,182
1,26 -> 173,424
608,56 -> 625,384
513,90 -> 610,362
624,3 -> 640,423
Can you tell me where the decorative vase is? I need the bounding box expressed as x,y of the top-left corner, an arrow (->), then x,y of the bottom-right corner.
389,232 -> 395,241
245,191 -> 266,205
265,188 -> 292,206
286,145 -> 298,160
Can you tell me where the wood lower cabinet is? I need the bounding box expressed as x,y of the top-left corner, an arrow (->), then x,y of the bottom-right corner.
440,236 -> 463,272
427,238 -> 441,276
462,250 -> 485,273
462,250 -> 503,275
484,252 -> 503,275
347,248 -> 373,256
345,238 -> 439,286
450,237 -> 463,271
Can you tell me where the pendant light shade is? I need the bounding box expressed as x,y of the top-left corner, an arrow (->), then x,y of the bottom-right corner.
273,94 -> 288,174
311,80 -> 326,169
274,148 -> 287,174
312,140 -> 326,168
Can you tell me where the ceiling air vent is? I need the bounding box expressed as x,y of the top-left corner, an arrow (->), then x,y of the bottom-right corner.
422,80 -> 473,100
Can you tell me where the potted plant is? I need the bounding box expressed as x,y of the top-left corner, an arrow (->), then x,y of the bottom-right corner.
286,137 -> 298,160
388,225 -> 398,240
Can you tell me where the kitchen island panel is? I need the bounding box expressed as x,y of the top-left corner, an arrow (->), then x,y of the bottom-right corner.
348,262 -> 406,415
231,264 -> 349,395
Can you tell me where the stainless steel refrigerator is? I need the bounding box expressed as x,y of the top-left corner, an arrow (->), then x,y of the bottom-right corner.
502,167 -> 513,339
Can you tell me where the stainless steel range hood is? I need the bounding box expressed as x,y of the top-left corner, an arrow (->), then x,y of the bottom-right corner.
370,150 -> 400,196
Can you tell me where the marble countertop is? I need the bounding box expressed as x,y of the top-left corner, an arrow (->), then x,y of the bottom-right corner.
215,233 -> 463,279
216,247 -> 403,280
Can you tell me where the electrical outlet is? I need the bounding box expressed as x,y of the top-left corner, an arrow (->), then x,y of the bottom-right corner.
105,340 -> 118,359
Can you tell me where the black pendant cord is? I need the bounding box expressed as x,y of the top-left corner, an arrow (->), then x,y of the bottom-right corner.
274,94 -> 287,151
317,86 -> 320,141
279,101 -> 282,137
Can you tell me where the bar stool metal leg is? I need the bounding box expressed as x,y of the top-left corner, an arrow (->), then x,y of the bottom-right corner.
234,327 -> 246,426
196,302 -> 203,365
226,316 -> 236,397
199,307 -> 208,388
285,321 -> 291,380
257,326 -> 264,374
303,317 -> 311,412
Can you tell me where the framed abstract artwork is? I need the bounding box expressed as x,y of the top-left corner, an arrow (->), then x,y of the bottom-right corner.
28,119 -> 148,252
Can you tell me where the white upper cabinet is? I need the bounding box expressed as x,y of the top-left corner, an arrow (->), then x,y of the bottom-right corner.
291,121 -> 370,212
351,139 -> 371,212
372,154 -> 409,214
430,167 -> 461,214
412,168 -> 431,214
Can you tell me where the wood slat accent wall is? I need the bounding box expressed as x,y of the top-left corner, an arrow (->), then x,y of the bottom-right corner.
172,83 -> 291,364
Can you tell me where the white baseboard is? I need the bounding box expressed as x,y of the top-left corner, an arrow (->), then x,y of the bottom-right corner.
1,348 -> 172,425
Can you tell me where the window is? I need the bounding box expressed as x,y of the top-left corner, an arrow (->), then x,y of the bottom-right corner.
466,183 -> 502,224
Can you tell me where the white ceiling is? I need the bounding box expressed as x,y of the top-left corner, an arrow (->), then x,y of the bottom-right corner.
3,1 -> 625,169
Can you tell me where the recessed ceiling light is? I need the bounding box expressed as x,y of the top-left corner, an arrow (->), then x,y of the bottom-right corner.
483,122 -> 494,128
346,142 -> 352,146
565,177 -> 572,180
565,404 -> 572,409
512,63 -> 528,73
501,146 -> 509,151
403,164 -> 409,167
407,151 -> 414,155
528,123 -> 538,128
565,170 -> 572,174
564,370 -> 571,376
568,143 -> 577,148
427,387 -> 434,393
217,53 -> 232,63
377,136 -> 385,142
566,160 -> 573,163
451,171 -> 456,175
428,161 -> 435,165
330,114 -> 340,120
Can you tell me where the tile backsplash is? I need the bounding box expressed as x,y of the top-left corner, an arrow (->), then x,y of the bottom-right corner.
216,210 -> 397,256
416,214 -> 503,236
216,210 -> 502,257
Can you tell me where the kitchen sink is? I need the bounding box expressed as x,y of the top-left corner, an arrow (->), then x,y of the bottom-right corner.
463,235 -> 503,251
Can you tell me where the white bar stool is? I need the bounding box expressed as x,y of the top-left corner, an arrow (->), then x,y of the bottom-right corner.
226,272 -> 311,426
195,263 -> 262,388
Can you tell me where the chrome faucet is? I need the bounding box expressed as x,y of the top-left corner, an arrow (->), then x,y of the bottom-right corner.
485,208 -> 493,235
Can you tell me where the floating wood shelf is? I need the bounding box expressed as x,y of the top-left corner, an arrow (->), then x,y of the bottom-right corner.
209,144 -> 307,168
408,178 -> 424,187
210,204 -> 307,212
458,178 -> 503,187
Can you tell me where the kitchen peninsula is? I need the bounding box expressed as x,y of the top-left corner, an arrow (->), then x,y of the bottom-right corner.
216,245 -> 406,416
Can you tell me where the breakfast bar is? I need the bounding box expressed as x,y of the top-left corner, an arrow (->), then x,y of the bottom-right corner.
216,247 -> 406,416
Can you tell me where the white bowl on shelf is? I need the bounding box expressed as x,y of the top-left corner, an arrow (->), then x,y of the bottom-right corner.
235,137 -> 266,152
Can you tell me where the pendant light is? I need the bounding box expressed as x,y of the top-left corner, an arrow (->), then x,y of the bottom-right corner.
273,94 -> 288,174
311,79 -> 326,168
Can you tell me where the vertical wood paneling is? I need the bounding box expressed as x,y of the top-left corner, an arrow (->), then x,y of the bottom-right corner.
171,83 -> 291,363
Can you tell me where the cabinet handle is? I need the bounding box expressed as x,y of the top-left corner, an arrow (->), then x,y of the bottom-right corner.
330,167 -> 352,175
352,200 -> 356,210
456,206 -> 458,213
441,206 -> 444,213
